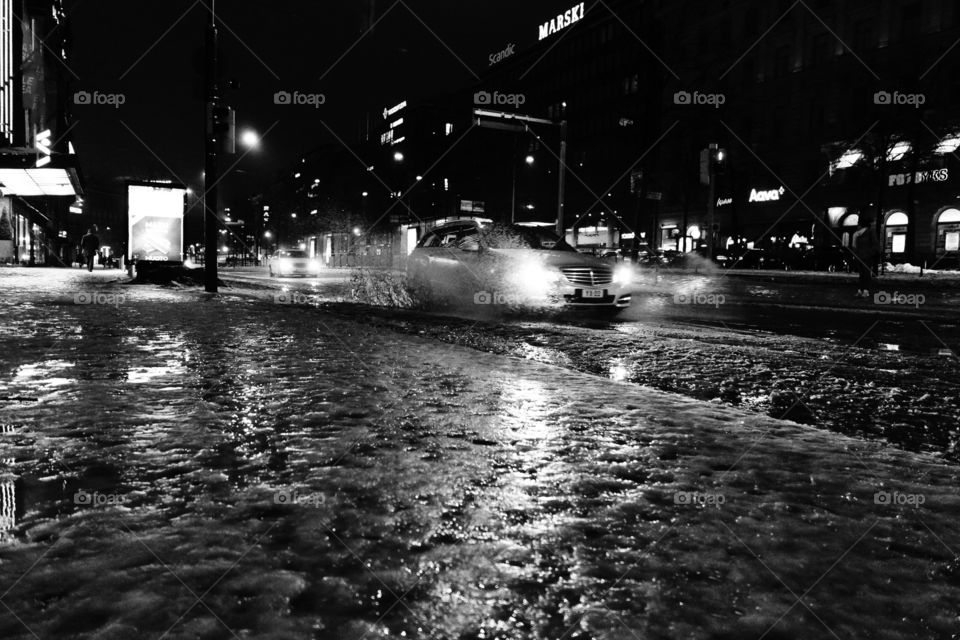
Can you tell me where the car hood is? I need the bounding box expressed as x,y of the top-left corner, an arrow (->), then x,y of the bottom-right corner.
486,248 -> 609,269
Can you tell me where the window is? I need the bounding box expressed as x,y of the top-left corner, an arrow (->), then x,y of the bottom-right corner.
743,9 -> 758,38
811,32 -> 832,65
853,18 -> 874,51
773,44 -> 791,76
900,2 -> 922,40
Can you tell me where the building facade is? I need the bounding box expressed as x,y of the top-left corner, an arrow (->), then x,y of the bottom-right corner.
0,0 -> 81,266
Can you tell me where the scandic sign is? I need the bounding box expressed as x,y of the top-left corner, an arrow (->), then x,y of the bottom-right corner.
538,3 -> 586,40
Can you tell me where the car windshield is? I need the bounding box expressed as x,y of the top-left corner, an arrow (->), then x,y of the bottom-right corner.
280,250 -> 308,258
480,224 -> 577,252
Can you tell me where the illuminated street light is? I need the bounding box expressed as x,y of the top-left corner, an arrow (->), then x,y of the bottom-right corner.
525,155 -> 535,165
393,151 -> 404,162
352,227 -> 362,236
240,129 -> 259,149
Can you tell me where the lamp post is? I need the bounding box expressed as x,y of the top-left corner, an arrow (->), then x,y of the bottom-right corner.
203,1 -> 220,292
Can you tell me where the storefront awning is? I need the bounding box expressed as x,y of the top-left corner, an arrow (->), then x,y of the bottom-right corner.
0,148 -> 82,197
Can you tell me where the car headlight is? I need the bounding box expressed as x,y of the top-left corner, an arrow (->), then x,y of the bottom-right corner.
309,260 -> 321,271
277,259 -> 291,271
614,265 -> 633,285
516,261 -> 555,284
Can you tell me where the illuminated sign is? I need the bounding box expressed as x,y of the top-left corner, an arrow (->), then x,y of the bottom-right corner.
35,129 -> 52,167
748,186 -> 785,203
389,117 -> 404,129
538,3 -> 585,41
380,129 -> 394,146
489,43 -> 516,66
717,197 -> 733,207
383,101 -> 407,119
128,184 -> 185,262
888,168 -> 948,187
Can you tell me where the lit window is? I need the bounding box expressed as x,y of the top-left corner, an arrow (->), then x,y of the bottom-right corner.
935,134 -> 960,155
887,141 -> 911,161
445,123 -> 453,136
832,149 -> 863,171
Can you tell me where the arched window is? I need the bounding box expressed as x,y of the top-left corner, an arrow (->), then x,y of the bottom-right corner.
840,213 -> 860,227
938,208 -> 960,223
885,211 -> 909,226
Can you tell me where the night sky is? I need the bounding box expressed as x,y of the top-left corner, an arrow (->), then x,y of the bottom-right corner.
64,0 -> 568,218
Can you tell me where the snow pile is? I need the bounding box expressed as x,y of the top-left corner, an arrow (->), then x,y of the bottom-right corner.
884,262 -> 960,275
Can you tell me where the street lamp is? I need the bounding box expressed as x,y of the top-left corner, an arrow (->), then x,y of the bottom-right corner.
393,151 -> 404,162
241,129 -> 259,149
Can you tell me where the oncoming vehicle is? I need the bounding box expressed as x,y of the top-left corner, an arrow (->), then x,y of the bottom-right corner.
407,220 -> 633,309
268,249 -> 321,277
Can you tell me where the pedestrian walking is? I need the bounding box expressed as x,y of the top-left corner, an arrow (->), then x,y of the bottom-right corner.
851,217 -> 880,298
80,226 -> 100,272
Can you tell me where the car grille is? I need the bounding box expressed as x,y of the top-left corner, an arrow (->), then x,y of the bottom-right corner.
561,266 -> 613,286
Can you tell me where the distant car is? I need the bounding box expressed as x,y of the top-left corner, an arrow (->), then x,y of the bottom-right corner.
407,220 -> 633,309
268,250 -> 321,277
727,248 -> 787,270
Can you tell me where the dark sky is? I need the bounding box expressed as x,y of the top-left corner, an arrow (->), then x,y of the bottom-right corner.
64,0 -> 569,216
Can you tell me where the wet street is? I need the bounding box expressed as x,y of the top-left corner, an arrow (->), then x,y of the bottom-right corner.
0,267 -> 958,639
228,265 -> 960,461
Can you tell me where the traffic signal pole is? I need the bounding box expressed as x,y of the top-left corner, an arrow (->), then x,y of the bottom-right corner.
204,2 -> 219,293
707,143 -> 717,260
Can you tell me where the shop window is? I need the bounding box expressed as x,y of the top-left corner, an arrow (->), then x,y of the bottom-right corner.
936,209 -> 960,253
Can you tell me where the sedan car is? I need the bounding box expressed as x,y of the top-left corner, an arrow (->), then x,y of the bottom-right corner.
268,250 -> 321,277
407,220 -> 633,309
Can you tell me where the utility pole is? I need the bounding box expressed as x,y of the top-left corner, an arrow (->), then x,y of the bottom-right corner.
556,120 -> 567,238
707,143 -> 717,260
204,1 -> 220,293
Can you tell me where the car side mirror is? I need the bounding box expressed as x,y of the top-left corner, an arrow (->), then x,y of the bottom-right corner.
459,241 -> 480,252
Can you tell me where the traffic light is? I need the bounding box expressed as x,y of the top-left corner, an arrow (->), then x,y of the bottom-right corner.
712,147 -> 728,174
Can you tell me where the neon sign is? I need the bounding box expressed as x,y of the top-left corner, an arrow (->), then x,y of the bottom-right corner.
538,3 -> 585,41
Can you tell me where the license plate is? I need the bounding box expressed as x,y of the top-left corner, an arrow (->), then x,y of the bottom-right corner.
582,289 -> 604,299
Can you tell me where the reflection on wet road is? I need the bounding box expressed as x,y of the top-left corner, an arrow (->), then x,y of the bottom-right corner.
0,269 -> 958,639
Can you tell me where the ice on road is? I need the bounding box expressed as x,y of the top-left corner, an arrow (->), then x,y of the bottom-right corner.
0,269 -> 957,639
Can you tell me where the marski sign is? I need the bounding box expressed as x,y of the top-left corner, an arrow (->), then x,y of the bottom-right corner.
538,2 -> 586,40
